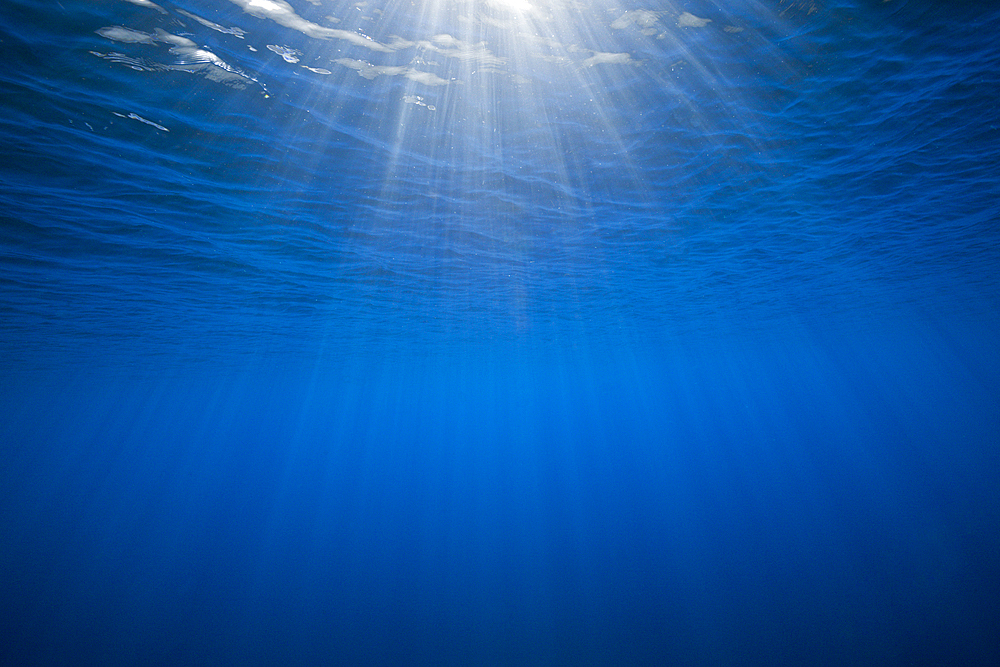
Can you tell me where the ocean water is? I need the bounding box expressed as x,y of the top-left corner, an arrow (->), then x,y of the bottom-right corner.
1,0 -> 999,665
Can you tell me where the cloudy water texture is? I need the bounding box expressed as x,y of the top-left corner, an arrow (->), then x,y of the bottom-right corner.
1,1 -> 999,665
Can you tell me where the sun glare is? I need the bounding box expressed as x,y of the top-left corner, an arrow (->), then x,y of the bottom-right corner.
494,0 -> 532,12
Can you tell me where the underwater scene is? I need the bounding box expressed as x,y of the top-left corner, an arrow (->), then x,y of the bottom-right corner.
1,0 -> 998,665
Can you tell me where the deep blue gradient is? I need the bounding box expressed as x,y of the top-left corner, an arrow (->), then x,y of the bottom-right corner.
2,1 -> 999,665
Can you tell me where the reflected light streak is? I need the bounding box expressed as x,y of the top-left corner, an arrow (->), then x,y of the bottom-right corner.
371,0 -> 667,217
220,0 -> 794,318
358,0 -> 683,332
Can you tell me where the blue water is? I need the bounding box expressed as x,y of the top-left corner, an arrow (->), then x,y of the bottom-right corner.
2,0 -> 999,664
